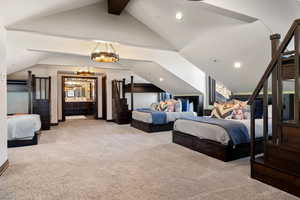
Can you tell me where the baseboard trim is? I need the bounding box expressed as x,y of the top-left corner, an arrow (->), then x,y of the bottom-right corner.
0,160 -> 9,176
106,120 -> 114,122
50,123 -> 59,126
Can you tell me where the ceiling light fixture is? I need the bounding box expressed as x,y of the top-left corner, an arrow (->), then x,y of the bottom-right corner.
234,62 -> 242,69
77,70 -> 95,76
159,77 -> 164,82
91,42 -> 119,63
176,12 -> 183,20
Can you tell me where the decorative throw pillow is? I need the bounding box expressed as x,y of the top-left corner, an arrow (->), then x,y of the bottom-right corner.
159,101 -> 168,112
181,99 -> 190,112
211,107 -> 222,118
232,107 -> 245,120
211,103 -> 223,118
231,100 -> 249,120
150,103 -> 159,111
211,102 -> 234,119
166,99 -> 177,112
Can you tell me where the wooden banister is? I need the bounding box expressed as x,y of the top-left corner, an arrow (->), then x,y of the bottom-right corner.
249,19 -> 300,104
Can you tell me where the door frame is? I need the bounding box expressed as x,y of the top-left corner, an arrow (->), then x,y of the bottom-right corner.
102,76 -> 107,120
62,76 -> 98,121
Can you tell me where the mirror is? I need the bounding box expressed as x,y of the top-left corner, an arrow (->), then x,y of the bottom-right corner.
64,77 -> 96,102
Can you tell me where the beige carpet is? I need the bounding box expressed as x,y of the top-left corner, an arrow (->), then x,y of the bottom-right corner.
0,119 -> 298,200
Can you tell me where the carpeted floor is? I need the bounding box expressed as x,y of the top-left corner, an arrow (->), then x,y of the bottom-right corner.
0,119 -> 298,200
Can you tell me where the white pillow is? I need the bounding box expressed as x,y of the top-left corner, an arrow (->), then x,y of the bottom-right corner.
189,102 -> 194,112
268,105 -> 272,119
175,100 -> 182,112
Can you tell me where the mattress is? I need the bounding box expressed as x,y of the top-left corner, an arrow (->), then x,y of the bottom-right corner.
132,111 -> 196,124
174,118 -> 272,145
7,114 -> 41,141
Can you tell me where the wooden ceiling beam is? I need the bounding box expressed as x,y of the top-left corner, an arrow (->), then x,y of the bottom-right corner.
108,0 -> 130,15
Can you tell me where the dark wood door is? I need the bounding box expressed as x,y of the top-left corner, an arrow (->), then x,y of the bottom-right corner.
32,76 -> 51,130
102,76 -> 107,120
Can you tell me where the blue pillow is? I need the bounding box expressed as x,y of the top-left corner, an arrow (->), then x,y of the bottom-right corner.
181,99 -> 189,112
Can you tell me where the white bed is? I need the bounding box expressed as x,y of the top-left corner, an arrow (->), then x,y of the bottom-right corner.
132,111 -> 196,124
174,118 -> 272,145
7,114 -> 41,141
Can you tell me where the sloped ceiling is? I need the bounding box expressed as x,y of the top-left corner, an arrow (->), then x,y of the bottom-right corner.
3,0 -> 300,94
125,0 -> 300,93
0,0 -> 102,26
6,30 -> 205,95
8,1 -> 174,50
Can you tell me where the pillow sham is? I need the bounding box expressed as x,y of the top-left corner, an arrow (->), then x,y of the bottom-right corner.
268,105 -> 272,119
181,99 -> 190,112
175,99 -> 182,112
189,102 -> 194,112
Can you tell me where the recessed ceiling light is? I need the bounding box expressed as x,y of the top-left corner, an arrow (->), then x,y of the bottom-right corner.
176,12 -> 183,20
234,62 -> 242,69
159,77 -> 164,82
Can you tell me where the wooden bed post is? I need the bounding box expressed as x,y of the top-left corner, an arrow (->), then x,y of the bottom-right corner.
131,76 -> 134,111
270,34 -> 281,144
122,78 -> 126,99
28,71 -> 33,114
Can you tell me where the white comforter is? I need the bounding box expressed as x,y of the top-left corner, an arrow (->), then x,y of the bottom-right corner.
132,111 -> 196,124
7,114 -> 41,141
174,118 -> 272,145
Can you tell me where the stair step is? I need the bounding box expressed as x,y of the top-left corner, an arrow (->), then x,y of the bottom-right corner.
251,157 -> 300,198
265,143 -> 300,175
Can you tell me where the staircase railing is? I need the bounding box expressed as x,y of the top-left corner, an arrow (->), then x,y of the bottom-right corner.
249,19 -> 300,161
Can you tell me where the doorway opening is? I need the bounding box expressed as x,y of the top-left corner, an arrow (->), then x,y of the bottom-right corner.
62,76 -> 98,121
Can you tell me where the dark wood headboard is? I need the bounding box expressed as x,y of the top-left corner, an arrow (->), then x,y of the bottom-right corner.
174,95 -> 204,116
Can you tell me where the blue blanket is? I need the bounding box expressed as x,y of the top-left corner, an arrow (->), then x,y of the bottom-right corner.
181,116 -> 250,145
136,108 -> 167,125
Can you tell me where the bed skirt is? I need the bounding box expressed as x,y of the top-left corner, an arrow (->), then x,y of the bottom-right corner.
131,119 -> 174,133
8,131 -> 41,148
173,130 -> 264,162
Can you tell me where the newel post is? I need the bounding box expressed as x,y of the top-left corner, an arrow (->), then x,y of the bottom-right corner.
270,34 -> 281,144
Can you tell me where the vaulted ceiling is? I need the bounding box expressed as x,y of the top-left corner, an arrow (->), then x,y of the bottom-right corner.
1,0 -> 300,95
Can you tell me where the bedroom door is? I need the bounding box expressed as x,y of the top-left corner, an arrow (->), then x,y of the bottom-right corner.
32,76 -> 51,130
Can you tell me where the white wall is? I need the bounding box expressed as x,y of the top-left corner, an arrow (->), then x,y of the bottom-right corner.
0,23 -> 8,167
126,93 -> 158,110
106,69 -> 148,120
7,92 -> 28,114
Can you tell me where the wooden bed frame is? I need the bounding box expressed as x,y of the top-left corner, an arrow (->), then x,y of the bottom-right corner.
131,119 -> 174,133
8,131 -> 41,148
173,130 -> 264,162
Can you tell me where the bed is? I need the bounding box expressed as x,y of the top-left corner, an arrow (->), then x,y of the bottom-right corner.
7,114 -> 42,148
131,111 -> 196,133
131,95 -> 204,133
173,117 -> 271,162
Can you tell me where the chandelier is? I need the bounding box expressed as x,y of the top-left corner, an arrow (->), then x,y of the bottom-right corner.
91,42 -> 119,63
77,70 -> 95,76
